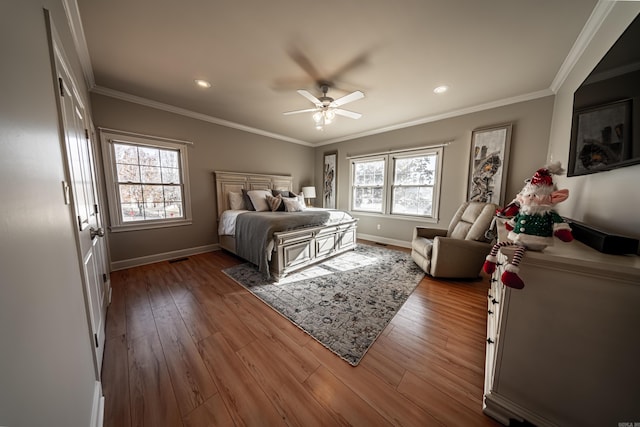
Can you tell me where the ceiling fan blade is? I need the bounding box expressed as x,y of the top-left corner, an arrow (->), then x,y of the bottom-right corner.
283,108 -> 319,116
331,90 -> 365,107
287,48 -> 321,81
327,52 -> 370,81
297,89 -> 322,105
334,108 -> 362,119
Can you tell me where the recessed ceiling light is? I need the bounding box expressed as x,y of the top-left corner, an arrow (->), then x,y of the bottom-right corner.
195,79 -> 211,88
433,85 -> 448,94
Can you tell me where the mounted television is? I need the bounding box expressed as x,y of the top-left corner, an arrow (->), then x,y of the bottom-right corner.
568,13 -> 640,177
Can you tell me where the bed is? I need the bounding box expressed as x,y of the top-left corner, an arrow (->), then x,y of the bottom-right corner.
214,171 -> 358,280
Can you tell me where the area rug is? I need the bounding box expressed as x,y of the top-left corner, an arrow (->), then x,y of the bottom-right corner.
222,244 -> 425,366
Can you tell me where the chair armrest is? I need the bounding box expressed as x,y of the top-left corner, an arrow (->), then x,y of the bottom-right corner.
429,237 -> 493,278
413,226 -> 448,240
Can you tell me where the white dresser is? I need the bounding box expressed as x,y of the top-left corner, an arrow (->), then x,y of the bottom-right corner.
483,225 -> 640,426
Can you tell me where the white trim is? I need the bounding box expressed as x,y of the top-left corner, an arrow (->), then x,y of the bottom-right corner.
98,126 -> 193,146
91,85 -> 312,146
549,0 -> 615,93
99,129 -> 193,231
61,0 -> 95,89
346,141 -> 452,160
110,244 -> 220,271
357,233 -> 411,249
483,392 -> 557,427
89,381 -> 104,427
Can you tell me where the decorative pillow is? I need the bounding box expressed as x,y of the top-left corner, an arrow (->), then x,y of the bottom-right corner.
271,189 -> 291,198
283,196 -> 306,212
228,192 -> 245,210
247,189 -> 272,212
265,193 -> 285,211
241,189 -> 255,211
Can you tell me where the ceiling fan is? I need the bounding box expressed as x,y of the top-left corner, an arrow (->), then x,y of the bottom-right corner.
283,82 -> 365,130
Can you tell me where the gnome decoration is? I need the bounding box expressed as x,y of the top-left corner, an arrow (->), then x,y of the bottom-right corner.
483,161 -> 573,289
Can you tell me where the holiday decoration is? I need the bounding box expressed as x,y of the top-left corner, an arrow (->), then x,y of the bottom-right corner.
483,161 -> 573,289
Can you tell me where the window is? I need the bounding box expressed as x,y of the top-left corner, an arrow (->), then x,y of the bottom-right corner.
350,147 -> 443,219
352,157 -> 386,213
100,129 -> 192,232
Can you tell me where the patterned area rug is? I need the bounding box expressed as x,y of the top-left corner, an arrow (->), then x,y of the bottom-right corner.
222,244 -> 425,366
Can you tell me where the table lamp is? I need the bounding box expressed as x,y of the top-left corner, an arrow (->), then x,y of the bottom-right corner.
301,186 -> 316,207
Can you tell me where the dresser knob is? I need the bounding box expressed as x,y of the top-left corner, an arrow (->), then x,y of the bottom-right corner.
492,298 -> 498,304
488,310 -> 494,315
487,338 -> 494,344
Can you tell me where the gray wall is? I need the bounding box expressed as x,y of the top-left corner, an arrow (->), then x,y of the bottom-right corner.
90,93 -> 316,263
0,1 -> 98,426
549,2 -> 640,240
315,96 -> 555,244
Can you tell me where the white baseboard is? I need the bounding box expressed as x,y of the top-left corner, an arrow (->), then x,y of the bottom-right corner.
90,381 -> 104,427
357,233 -> 411,249
110,244 -> 220,271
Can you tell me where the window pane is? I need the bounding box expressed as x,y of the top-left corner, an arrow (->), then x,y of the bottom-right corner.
116,164 -> 140,182
160,149 -> 179,168
121,203 -> 143,222
164,202 -> 183,219
119,184 -> 143,204
114,143 -> 138,164
140,166 -> 162,183
394,155 -> 436,185
353,187 -> 383,212
163,185 -> 182,203
161,167 -> 180,183
392,186 -> 433,216
142,185 -> 164,203
354,160 -> 385,186
138,147 -> 160,166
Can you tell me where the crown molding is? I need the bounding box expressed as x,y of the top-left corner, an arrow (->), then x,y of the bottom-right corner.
315,88 -> 554,146
549,0 -> 615,93
91,86 -> 313,146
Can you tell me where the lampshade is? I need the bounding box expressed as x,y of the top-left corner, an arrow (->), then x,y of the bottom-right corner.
301,186 -> 316,198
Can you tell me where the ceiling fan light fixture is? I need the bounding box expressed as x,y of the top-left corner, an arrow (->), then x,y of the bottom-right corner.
433,85 -> 448,94
194,79 -> 211,88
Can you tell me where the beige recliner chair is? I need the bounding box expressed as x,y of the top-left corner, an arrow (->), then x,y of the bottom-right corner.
411,201 -> 497,279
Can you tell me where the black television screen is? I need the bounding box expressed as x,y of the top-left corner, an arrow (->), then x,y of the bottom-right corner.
568,13 -> 640,177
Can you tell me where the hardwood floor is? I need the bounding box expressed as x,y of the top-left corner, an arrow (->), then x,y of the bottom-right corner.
102,242 -> 501,427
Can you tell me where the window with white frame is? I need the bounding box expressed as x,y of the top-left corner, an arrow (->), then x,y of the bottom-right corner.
100,129 -> 192,232
350,147 -> 443,219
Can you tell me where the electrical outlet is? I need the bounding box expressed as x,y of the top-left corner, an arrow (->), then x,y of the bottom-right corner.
377,224 -> 381,230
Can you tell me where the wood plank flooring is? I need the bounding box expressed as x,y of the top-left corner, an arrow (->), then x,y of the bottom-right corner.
102,242 -> 501,427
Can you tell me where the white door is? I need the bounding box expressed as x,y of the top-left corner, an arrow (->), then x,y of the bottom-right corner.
54,49 -> 109,375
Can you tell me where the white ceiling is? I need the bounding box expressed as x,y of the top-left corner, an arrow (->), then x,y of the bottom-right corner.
76,0 -> 600,146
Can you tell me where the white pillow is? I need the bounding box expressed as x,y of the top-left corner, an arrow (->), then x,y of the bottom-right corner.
247,189 -> 272,212
228,192 -> 245,210
283,197 -> 306,212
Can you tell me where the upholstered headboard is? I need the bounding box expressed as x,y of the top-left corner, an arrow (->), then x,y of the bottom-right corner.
214,171 -> 293,219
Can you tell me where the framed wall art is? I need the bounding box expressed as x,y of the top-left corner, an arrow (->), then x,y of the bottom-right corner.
568,99 -> 632,177
467,123 -> 512,206
323,151 -> 337,209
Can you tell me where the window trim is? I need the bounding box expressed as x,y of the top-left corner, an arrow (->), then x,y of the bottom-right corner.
349,147 -> 443,220
99,128 -> 193,232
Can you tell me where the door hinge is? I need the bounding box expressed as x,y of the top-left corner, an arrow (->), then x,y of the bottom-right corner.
58,77 -> 64,97
77,215 -> 83,231
94,203 -> 99,214
94,333 -> 99,348
103,273 -> 107,283
85,128 -> 89,139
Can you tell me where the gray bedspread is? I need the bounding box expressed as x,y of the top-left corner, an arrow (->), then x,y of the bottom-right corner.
235,211 -> 331,277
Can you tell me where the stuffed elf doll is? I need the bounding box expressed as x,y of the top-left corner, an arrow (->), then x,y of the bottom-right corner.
483,161 -> 573,289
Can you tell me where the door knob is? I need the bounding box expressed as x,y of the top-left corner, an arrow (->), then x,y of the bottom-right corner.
90,227 -> 105,239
